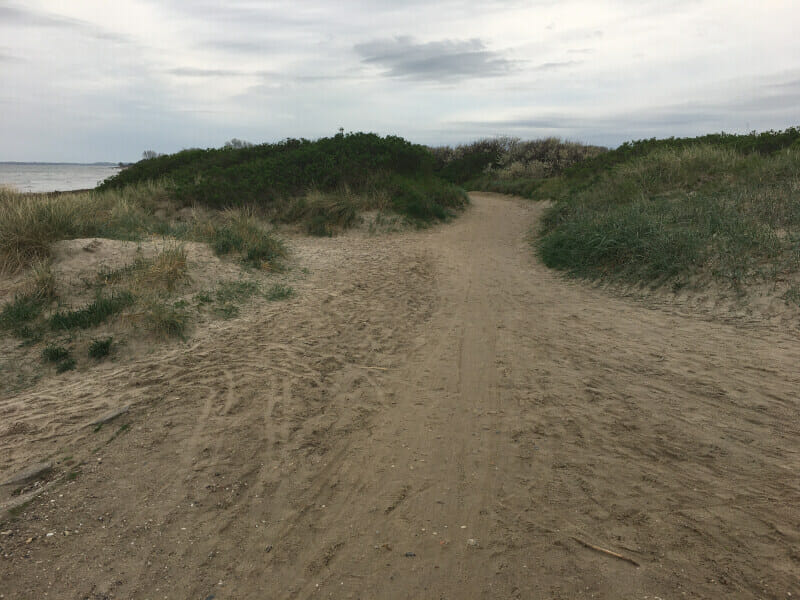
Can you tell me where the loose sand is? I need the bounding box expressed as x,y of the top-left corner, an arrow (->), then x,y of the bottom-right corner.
0,194 -> 798,598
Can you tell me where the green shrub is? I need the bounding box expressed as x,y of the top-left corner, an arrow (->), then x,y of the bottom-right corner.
42,344 -> 70,362
99,133 -> 465,228
55,357 -> 77,373
0,294 -> 45,331
88,337 -> 113,359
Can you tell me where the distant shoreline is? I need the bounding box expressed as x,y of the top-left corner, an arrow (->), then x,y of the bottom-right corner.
0,161 -> 122,167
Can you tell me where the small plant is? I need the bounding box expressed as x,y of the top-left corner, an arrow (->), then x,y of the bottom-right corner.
42,343 -> 70,362
194,291 -> 213,304
265,284 -> 294,301
88,337 -> 113,359
212,303 -> 239,319
784,286 -> 800,306
215,280 -> 259,303
0,294 -> 45,338
142,301 -> 188,338
98,246 -> 188,293
55,357 -> 77,373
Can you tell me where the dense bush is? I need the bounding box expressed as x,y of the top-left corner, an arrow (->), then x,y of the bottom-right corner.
99,132 -> 464,224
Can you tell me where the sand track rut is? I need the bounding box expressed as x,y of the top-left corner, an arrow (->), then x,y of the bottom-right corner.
1,193 -> 799,599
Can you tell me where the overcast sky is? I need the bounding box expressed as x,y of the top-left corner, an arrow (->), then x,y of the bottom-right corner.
1,0 -> 799,162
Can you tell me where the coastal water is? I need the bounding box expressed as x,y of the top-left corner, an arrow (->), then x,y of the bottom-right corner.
0,163 -> 122,193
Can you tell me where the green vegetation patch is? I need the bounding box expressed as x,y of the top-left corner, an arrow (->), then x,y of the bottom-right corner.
49,291 -> 134,331
265,283 -> 294,301
194,213 -> 286,269
430,137 -> 607,192
534,130 -> 800,290
41,343 -> 70,362
0,182 -> 169,272
99,132 -> 467,230
88,337 -> 113,359
0,294 -> 46,332
141,300 -> 189,338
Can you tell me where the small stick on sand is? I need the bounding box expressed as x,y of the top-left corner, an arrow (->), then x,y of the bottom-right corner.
571,536 -> 640,567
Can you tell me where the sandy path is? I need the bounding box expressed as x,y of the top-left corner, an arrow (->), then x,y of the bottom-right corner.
1,193 -> 798,599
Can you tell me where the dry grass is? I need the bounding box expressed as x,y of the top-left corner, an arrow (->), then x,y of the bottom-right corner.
193,208 -> 286,269
0,182 -> 168,273
98,245 -> 189,294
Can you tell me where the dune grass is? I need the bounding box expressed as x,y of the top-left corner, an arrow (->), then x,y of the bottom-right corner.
535,137 -> 800,290
430,137 -> 607,192
193,210 -> 286,269
98,245 -> 189,292
49,291 -> 135,331
0,182 -> 169,272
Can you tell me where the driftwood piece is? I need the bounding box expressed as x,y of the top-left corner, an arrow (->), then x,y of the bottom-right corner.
571,536 -> 640,567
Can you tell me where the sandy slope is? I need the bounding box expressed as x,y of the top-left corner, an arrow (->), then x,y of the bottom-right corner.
1,193 -> 798,599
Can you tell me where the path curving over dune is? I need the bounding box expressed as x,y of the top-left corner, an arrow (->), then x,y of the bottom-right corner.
1,193 -> 798,598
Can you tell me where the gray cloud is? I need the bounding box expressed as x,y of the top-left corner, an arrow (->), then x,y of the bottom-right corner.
452,80 -> 800,145
205,39 -> 278,54
167,67 -> 248,78
355,36 -> 515,82
0,4 -> 128,43
533,60 -> 582,71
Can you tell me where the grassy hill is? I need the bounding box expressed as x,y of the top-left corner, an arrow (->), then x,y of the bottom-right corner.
532,128 -> 800,301
101,132 -> 466,229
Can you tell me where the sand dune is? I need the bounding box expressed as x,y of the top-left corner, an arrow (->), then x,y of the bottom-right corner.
1,194 -> 798,598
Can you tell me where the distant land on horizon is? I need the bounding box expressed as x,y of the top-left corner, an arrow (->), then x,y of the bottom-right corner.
0,161 -> 121,166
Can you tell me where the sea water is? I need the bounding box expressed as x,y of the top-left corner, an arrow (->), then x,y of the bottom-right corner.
0,163 -> 122,193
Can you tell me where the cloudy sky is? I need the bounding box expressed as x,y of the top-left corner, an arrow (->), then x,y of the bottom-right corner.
1,0 -> 799,162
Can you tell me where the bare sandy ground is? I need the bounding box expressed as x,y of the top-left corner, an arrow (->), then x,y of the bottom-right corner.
1,193 -> 798,599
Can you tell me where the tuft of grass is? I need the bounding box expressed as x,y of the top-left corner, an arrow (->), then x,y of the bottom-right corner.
141,300 -> 188,338
88,337 -> 113,359
98,246 -> 188,293
209,279 -> 261,319
0,294 -> 46,334
55,357 -> 77,373
195,211 -> 286,269
49,291 -> 135,331
215,279 -> 259,303
41,343 -> 70,362
212,303 -> 239,319
265,283 -> 294,301
277,187 -> 362,236
0,261 -> 58,339
194,291 -> 213,304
